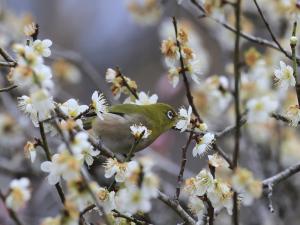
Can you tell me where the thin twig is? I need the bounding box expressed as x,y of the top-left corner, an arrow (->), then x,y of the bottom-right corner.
262,162 -> 300,187
0,191 -> 24,225
116,66 -> 139,99
113,209 -> 151,225
176,131 -> 193,200
38,121 -> 65,204
290,21 -> 300,106
0,61 -> 16,67
215,116 -> 247,138
0,84 -> 17,92
232,0 -> 242,224
0,48 -> 17,63
213,143 -> 233,169
158,191 -> 196,225
253,0 -> 290,59
189,0 -> 300,63
172,17 -> 203,123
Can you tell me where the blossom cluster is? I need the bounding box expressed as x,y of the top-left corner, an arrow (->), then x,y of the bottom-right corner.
104,156 -> 159,215
161,22 -> 203,87
184,154 -> 262,222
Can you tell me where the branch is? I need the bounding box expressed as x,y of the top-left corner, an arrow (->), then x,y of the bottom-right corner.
172,17 -> 203,123
0,48 -> 17,63
262,162 -> 300,188
213,143 -> 233,169
113,209 -> 152,225
176,131 -> 194,200
158,191 -> 196,225
0,85 -> 17,92
189,0 -> 299,63
215,116 -> 247,138
290,21 -> 300,106
38,121 -> 66,204
232,0 -> 242,224
116,66 -> 139,99
0,191 -> 24,225
0,61 -> 16,67
252,0 -> 290,59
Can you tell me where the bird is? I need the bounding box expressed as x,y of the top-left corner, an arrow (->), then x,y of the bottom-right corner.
84,103 -> 177,154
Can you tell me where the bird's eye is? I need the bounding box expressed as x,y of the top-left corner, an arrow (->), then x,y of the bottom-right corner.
167,110 -> 174,120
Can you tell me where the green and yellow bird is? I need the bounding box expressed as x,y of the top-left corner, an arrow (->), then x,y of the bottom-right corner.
85,103 -> 177,154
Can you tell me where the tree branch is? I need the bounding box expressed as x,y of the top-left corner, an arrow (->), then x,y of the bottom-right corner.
252,0 -> 290,59
189,0 -> 299,63
0,85 -> 17,92
0,191 -> 24,225
262,162 -> 300,188
38,121 -> 66,204
172,17 -> 203,123
158,191 -> 196,225
176,131 -> 194,200
232,0 -> 242,224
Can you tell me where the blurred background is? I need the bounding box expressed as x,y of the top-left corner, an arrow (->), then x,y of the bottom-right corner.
0,0 -> 300,225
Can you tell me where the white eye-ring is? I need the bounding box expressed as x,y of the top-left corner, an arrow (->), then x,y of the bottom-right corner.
167,110 -> 174,119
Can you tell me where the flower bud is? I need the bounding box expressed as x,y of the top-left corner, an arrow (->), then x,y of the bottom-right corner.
290,36 -> 298,46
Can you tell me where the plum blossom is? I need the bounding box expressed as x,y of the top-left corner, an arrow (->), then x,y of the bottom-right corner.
41,152 -> 81,185
274,61 -> 295,89
246,96 -> 278,123
32,39 -> 52,57
71,132 -> 100,166
175,105 -> 192,132
134,91 -> 158,105
192,133 -> 215,157
104,158 -> 138,182
91,91 -> 108,120
130,123 -> 152,140
5,178 -> 31,211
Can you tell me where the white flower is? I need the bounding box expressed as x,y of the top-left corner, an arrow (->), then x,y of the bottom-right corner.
134,92 -> 158,105
31,89 -> 55,121
274,61 -> 295,89
105,68 -> 118,83
207,180 -> 233,215
18,89 -> 55,126
71,132 -> 100,166
188,196 -> 205,221
91,91 -> 108,120
16,45 -> 43,68
141,172 -> 160,198
41,152 -> 81,185
175,105 -> 192,132
10,66 -> 34,89
168,66 -> 180,88
184,169 -> 214,196
286,105 -> 300,126
94,186 -> 116,213
104,158 -> 138,182
247,96 -> 278,123
60,99 -> 89,118
33,64 -> 54,90
5,178 -> 31,211
130,124 -> 152,140
192,133 -> 215,157
32,39 -> 52,57
115,186 -> 152,215
186,59 -> 202,84
231,168 -> 262,206
208,153 -> 229,168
